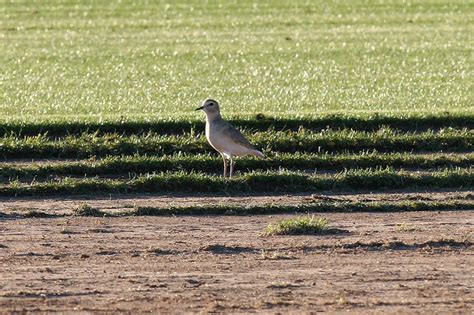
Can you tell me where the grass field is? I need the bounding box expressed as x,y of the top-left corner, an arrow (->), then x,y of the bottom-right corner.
1,0 -> 473,121
0,1 -> 473,313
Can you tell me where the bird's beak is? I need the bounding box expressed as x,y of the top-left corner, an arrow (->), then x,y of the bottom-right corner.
195,106 -> 204,111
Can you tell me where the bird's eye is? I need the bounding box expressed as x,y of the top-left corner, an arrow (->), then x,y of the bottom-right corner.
208,103 -> 214,106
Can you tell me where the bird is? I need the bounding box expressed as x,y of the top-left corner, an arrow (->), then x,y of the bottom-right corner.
195,99 -> 265,178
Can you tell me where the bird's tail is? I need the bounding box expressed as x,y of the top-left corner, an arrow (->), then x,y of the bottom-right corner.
250,150 -> 266,158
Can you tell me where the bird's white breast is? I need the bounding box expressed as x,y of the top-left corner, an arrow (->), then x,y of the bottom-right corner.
205,121 -> 250,157
205,121 -> 225,151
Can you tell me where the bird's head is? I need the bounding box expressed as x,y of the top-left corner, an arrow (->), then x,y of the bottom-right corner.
195,99 -> 220,115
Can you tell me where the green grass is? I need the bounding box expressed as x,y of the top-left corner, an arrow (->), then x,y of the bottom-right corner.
1,1 -> 473,202
1,152 -> 472,179
1,1 -> 472,121
1,168 -> 472,197
5,199 -> 473,218
0,128 -> 471,159
0,112 -> 473,137
263,216 -> 333,236
132,200 -> 474,216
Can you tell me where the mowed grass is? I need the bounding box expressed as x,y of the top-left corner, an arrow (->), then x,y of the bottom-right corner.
0,1 -> 472,200
0,112 -> 473,136
0,128 -> 472,159
1,168 -> 473,197
1,0 -> 472,122
0,122 -> 472,196
1,152 -> 473,179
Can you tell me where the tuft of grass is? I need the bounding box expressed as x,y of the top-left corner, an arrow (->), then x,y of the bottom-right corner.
336,293 -> 348,306
22,210 -> 61,218
267,282 -> 299,289
73,204 -> 107,217
260,249 -> 294,260
397,222 -> 419,232
263,216 -> 333,236
146,247 -> 174,255
60,228 -> 78,235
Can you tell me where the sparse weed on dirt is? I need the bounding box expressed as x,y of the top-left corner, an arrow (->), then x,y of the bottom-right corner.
260,249 -> 295,260
22,210 -> 60,218
73,204 -> 108,217
60,228 -> 78,235
397,222 -> 419,232
147,247 -> 174,256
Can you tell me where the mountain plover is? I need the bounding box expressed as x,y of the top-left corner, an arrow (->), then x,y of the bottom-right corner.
195,99 -> 265,178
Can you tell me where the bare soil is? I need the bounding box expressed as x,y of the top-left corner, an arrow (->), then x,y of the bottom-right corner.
0,194 -> 473,313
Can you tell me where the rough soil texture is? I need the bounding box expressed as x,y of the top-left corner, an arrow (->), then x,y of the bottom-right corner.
0,200 -> 473,313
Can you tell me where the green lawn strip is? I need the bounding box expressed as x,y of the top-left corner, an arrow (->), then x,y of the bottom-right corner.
1,168 -> 472,197
0,128 -> 472,159
1,152 -> 473,179
83,200 -> 474,217
1,113 -> 473,137
4,199 -> 473,219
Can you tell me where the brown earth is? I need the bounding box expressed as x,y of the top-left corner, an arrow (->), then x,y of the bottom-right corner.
0,193 -> 473,314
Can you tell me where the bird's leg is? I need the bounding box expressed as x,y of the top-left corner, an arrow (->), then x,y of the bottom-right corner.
221,154 -> 228,178
229,157 -> 235,178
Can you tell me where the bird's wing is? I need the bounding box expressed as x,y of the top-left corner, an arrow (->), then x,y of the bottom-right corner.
221,122 -> 256,150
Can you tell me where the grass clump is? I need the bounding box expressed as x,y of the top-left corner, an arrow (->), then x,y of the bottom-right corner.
73,204 -> 107,217
260,249 -> 294,260
397,222 -> 419,232
22,210 -> 61,218
263,216 -> 335,236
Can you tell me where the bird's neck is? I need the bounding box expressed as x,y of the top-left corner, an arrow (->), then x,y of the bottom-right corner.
205,111 -> 222,124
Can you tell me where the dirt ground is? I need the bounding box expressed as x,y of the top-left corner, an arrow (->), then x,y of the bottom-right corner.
0,194 -> 473,313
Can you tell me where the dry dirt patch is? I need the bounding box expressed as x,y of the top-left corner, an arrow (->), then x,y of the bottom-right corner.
0,209 -> 473,313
